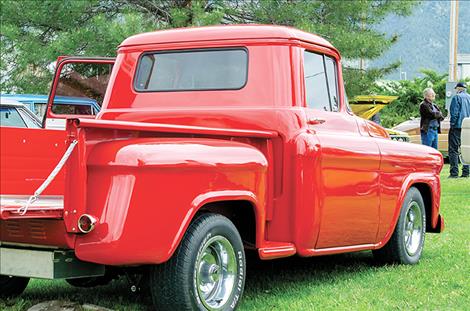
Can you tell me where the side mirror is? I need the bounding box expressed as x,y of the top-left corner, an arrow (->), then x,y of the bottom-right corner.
461,117 -> 470,164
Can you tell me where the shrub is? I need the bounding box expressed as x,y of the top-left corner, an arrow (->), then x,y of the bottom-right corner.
370,70 -> 470,128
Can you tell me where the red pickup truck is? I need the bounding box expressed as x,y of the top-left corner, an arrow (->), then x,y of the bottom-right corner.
0,25 -> 444,310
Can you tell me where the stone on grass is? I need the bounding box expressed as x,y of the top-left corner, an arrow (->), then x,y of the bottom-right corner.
27,300 -> 114,311
82,303 -> 114,311
27,301 -> 78,311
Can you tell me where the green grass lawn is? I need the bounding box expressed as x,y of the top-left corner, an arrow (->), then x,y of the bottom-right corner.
2,165 -> 469,310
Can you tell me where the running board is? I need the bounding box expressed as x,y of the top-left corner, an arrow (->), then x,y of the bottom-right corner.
0,195 -> 64,220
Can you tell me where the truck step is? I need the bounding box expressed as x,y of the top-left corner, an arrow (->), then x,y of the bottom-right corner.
0,195 -> 63,220
258,241 -> 296,260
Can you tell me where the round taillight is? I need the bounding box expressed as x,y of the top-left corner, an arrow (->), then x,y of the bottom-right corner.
78,214 -> 97,233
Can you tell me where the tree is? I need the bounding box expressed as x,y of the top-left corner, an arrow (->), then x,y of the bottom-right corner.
225,0 -> 417,97
1,0 -> 417,95
1,1 -> 151,92
0,0 -> 226,93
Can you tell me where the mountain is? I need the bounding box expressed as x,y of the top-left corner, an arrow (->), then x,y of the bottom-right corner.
371,0 -> 470,80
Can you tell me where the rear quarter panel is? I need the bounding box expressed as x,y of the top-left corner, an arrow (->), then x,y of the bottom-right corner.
74,137 -> 268,265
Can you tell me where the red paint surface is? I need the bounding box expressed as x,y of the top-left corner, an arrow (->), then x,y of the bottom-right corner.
0,25 -> 443,265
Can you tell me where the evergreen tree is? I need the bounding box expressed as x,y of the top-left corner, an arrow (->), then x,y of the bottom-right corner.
225,0 -> 416,96
1,0 -> 416,96
0,0 -> 226,93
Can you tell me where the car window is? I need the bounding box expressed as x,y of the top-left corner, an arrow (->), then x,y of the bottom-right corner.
135,49 -> 248,91
0,107 -> 27,127
304,51 -> 331,111
52,104 -> 93,115
18,108 -> 41,128
344,86 -> 352,113
325,56 -> 339,112
54,62 -> 112,113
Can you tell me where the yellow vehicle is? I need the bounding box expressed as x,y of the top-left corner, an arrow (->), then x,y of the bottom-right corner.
350,95 -> 410,142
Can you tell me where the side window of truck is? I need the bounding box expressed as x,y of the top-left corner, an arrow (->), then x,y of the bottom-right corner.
324,56 -> 339,112
304,51 -> 339,112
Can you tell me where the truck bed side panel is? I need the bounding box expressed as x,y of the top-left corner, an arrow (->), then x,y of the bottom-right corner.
72,137 -> 268,265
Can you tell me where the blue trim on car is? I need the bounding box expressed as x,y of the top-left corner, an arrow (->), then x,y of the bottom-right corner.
0,94 -> 100,112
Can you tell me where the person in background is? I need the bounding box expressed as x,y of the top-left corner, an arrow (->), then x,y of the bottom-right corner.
371,112 -> 381,125
419,88 -> 443,150
449,82 -> 470,178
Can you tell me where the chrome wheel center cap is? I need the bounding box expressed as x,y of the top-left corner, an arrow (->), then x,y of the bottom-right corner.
200,262 -> 221,283
208,264 -> 220,282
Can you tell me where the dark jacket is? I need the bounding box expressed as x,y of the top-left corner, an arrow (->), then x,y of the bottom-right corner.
449,90 -> 470,129
419,99 -> 444,133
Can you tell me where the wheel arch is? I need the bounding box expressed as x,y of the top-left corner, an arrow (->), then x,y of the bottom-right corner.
412,182 -> 434,232
196,200 -> 257,249
376,173 -> 441,249
166,191 -> 265,261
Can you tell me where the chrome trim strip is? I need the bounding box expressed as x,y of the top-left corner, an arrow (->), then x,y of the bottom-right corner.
0,195 -> 64,210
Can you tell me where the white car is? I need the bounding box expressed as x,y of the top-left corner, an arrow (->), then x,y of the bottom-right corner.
0,97 -> 42,128
462,117 -> 470,164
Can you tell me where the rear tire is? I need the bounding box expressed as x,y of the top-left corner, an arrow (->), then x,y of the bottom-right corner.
150,213 -> 246,311
373,187 -> 426,264
0,275 -> 29,298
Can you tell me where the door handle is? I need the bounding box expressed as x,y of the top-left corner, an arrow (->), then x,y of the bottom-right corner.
307,117 -> 326,125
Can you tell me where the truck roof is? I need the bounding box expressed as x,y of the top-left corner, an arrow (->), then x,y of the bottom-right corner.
120,24 -> 336,52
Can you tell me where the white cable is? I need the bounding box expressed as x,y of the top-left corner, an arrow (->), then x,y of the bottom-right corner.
17,140 -> 78,215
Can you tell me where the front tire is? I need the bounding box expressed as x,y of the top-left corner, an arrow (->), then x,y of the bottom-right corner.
0,275 -> 29,298
373,187 -> 426,264
150,213 -> 246,311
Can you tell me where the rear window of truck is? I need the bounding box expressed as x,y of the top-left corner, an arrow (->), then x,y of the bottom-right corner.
134,48 -> 248,92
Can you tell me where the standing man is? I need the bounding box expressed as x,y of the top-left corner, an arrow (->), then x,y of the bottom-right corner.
420,88 -> 443,150
449,82 -> 470,178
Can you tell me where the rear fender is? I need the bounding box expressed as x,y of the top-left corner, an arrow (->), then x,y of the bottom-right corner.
73,137 -> 268,265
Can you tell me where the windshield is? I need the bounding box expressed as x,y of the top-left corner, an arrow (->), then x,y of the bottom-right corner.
0,107 -> 26,127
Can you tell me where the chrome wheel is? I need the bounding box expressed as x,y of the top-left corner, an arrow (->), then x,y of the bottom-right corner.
196,235 -> 237,311
151,214 -> 245,310
404,201 -> 423,256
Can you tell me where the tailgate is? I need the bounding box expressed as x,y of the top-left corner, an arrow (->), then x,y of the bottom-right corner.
1,195 -> 74,249
0,127 -> 75,247
1,195 -> 63,220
